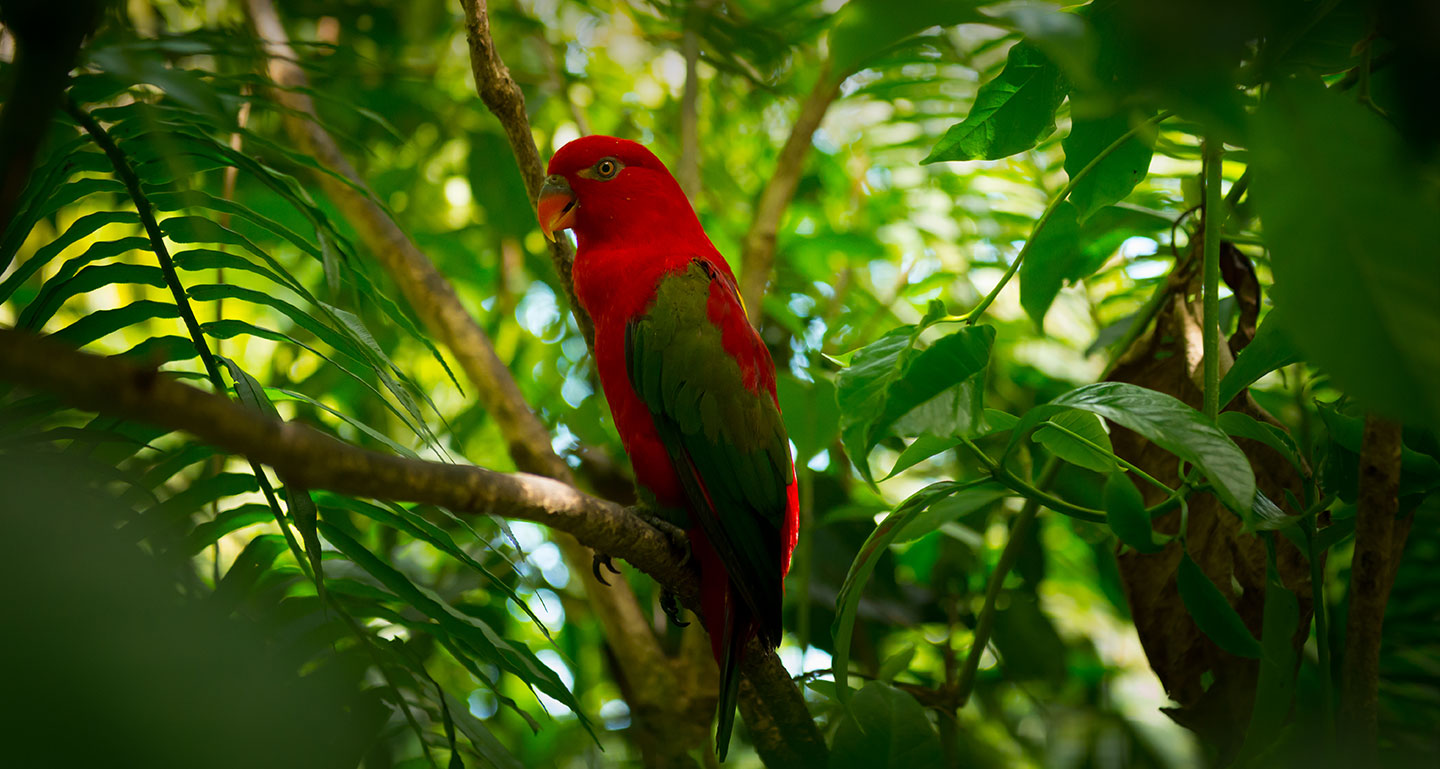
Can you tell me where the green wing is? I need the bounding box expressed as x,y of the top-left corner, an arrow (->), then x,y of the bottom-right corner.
625,258 -> 790,643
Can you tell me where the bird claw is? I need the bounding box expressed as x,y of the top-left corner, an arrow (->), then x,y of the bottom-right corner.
660,588 -> 689,627
592,553 -> 622,586
633,509 -> 691,565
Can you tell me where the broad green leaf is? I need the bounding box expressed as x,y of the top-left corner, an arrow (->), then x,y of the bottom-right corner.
837,324 -> 995,484
884,433 -> 961,480
1018,200 -> 1083,329
778,374 -> 841,463
1217,309 -> 1303,409
1235,540 -> 1301,761
1033,408 -> 1117,473
877,645 -> 915,682
1104,473 -> 1163,553
1217,411 -> 1303,476
832,480 -> 983,703
893,481 -> 1007,542
1063,111 -> 1156,220
828,682 -> 943,769
828,0 -> 986,77
1177,553 -> 1262,659
1252,80 -> 1440,432
923,42 -> 1069,163
991,592 -> 1067,683
1005,383 -> 1255,513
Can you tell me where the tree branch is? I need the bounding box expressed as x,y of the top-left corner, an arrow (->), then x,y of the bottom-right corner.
0,324 -> 825,764
1339,414 -> 1410,762
458,0 -> 593,344
738,65 -> 841,320
243,3 -> 708,764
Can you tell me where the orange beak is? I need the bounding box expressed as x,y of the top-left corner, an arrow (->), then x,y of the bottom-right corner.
538,174 -> 578,242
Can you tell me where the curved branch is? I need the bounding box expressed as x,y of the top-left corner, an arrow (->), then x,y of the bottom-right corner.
0,327 -> 693,594
738,66 -> 842,320
0,324 -> 825,765
458,0 -> 593,344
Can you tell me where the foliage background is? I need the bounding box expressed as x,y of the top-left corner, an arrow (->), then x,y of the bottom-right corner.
1,1 -> 1437,768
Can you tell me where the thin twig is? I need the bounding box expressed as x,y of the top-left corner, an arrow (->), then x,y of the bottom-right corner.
738,65 -> 843,320
1201,136 -> 1223,420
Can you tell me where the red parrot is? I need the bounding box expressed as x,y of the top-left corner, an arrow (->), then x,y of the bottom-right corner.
537,136 -> 799,760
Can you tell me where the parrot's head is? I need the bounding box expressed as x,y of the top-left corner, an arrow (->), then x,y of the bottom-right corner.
538,136 -> 695,246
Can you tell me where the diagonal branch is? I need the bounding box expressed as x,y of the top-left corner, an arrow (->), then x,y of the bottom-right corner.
455,3 -> 827,765
0,327 -> 693,592
0,323 -> 826,766
242,2 -> 702,763
737,65 -> 842,320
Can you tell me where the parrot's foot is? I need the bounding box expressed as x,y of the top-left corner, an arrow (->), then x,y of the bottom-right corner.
660,588 -> 689,627
633,509 -> 691,566
592,553 -> 622,586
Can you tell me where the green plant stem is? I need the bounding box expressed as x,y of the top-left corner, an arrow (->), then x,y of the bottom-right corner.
1304,519 -> 1334,739
955,457 -> 1061,707
64,98 -> 310,567
961,438 -> 1106,522
1202,136 -> 1223,420
1040,421 -> 1176,495
965,110 -> 1173,325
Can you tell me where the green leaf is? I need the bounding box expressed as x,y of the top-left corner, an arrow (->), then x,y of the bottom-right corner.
1252,80 -> 1440,432
837,324 -> 995,484
1235,540 -> 1301,761
777,374 -> 841,463
884,433 -> 961,480
923,42 -> 1069,163
1033,408 -> 1117,474
0,211 -> 138,304
1005,382 -> 1255,514
893,481 -> 1007,542
1018,200 -> 1082,329
1217,309 -> 1303,409
1063,111 -> 1155,220
828,0 -> 986,78
832,480 -> 984,703
1176,553 -> 1262,659
1103,473 -> 1163,553
1217,411 -> 1303,476
877,645 -> 916,682
52,300 -> 181,348
2,236 -> 149,308
319,522 -> 594,738
211,534 -> 289,611
828,682 -> 943,769
20,264 -> 167,331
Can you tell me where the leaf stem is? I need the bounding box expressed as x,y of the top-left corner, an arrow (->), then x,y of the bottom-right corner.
959,438 -> 1106,522
965,110 -> 1173,325
955,457 -> 1061,706
1040,421 -> 1175,495
63,98 -> 310,567
1202,136 -> 1224,420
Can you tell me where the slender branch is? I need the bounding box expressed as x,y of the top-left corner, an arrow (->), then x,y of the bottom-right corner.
966,111 -> 1173,325
245,4 -> 716,765
0,327 -> 696,593
457,0 -> 593,344
677,0 -> 709,201
738,65 -> 843,320
1201,136 -> 1223,420
1339,414 -> 1409,762
955,458 -> 1061,706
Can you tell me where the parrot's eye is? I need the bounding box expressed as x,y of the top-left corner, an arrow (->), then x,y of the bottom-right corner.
594,158 -> 620,179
